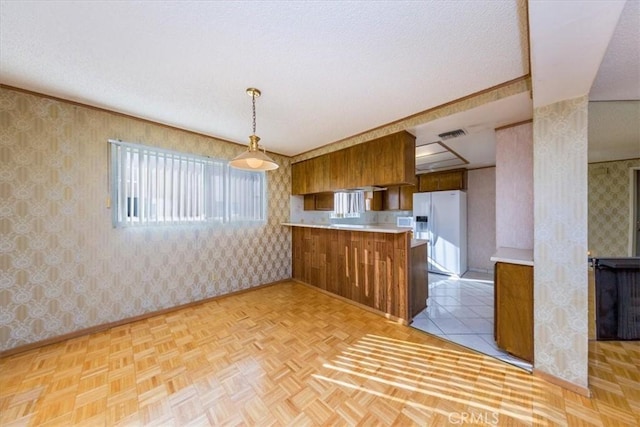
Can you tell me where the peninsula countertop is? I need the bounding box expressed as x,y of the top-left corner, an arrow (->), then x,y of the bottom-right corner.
490,247 -> 534,266
282,222 -> 413,234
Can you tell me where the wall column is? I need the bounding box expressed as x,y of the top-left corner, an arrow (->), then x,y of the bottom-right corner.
533,95 -> 589,392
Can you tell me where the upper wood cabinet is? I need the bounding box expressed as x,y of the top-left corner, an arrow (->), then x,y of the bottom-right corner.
291,131 -> 416,195
303,192 -> 334,211
383,185 -> 416,211
328,149 -> 347,190
418,169 -> 467,192
291,160 -> 307,195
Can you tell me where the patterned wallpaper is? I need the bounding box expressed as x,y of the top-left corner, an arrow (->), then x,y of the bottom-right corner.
467,167 -> 496,272
588,158 -> 640,257
533,95 -> 589,389
0,88 -> 292,352
496,122 -> 533,249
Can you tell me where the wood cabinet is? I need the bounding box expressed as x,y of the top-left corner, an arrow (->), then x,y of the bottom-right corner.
291,131 -> 416,195
291,160 -> 307,195
410,243 -> 428,318
494,262 -> 534,363
303,193 -> 334,211
383,185 -> 415,211
292,227 -> 411,321
329,149 -> 347,190
418,169 -> 467,192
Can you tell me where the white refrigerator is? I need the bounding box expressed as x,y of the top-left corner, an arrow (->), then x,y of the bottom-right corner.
413,190 -> 467,277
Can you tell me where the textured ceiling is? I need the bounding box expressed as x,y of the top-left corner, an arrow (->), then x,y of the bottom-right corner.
0,0 -> 528,156
1,1 -> 636,166
528,0 -> 627,108
590,0 -> 640,101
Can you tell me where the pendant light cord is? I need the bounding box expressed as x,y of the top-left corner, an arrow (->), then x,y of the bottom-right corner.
252,92 -> 257,135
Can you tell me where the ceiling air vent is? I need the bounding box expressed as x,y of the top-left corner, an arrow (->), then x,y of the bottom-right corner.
437,129 -> 467,140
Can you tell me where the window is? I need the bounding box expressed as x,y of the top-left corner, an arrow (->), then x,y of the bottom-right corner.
332,191 -> 364,218
109,140 -> 266,227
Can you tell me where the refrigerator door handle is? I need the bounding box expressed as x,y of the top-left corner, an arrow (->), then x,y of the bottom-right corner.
431,204 -> 436,244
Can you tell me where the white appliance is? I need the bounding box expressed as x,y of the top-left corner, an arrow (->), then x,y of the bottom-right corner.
396,216 -> 413,228
413,190 -> 467,276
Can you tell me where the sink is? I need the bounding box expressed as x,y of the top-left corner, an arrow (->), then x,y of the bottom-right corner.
331,224 -> 365,228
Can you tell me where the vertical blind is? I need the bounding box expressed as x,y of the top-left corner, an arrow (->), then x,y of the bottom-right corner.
333,191 -> 364,218
109,140 -> 266,227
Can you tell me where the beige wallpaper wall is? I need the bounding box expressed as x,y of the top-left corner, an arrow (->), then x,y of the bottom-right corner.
467,167 -> 496,272
533,95 -> 589,389
588,158 -> 640,257
0,88 -> 292,352
496,122 -> 533,249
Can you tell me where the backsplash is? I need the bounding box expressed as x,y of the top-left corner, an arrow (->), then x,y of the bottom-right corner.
290,196 -> 411,226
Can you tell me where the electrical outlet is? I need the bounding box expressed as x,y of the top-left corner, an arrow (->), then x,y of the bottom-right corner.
210,273 -> 216,282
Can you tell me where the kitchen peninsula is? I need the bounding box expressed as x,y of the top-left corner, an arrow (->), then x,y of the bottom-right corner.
284,223 -> 428,323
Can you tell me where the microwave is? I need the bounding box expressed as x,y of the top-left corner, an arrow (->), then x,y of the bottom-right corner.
397,217 -> 413,228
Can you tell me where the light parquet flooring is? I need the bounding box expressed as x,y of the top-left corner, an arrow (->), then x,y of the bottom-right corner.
1,281 -> 638,426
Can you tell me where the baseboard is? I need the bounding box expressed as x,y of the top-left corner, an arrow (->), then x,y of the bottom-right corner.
467,267 -> 493,274
0,279 -> 289,358
533,368 -> 591,397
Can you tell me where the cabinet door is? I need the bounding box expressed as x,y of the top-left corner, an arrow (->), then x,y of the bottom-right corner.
305,157 -> 319,194
329,149 -> 347,190
418,169 -> 466,192
383,186 -> 401,210
291,161 -> 306,195
495,262 -> 534,363
303,194 -> 316,210
418,173 -> 439,192
438,170 -> 466,191
315,192 -> 334,211
374,132 -> 415,186
347,145 -> 366,188
317,155 -> 331,193
399,185 -> 415,210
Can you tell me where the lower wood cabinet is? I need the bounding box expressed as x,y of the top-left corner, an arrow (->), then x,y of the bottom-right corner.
494,262 -> 534,363
292,227 -> 411,321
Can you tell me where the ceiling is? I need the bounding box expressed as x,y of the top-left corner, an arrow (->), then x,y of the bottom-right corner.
1,1 -> 638,169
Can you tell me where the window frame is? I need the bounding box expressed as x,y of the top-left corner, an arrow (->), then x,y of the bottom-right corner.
108,139 -> 267,228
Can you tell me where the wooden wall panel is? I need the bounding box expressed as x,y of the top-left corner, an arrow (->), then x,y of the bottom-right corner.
292,227 -> 410,320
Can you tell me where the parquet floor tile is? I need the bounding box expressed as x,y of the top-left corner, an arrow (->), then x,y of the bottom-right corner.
1,281 -> 638,426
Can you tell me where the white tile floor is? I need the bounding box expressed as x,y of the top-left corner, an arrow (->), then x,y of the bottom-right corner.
411,271 -> 532,371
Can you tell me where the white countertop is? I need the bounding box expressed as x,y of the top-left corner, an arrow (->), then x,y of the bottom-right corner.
411,239 -> 428,248
491,247 -> 534,266
281,222 -> 413,234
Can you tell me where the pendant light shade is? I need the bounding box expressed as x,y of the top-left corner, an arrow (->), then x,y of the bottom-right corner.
229,88 -> 279,171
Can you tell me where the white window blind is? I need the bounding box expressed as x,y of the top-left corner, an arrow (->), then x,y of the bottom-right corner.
229,167 -> 266,222
332,191 -> 364,218
109,140 -> 266,227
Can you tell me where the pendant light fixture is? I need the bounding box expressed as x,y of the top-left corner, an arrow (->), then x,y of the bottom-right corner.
229,88 -> 279,171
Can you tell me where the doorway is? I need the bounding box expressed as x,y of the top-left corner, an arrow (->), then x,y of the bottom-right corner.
411,271 -> 532,371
